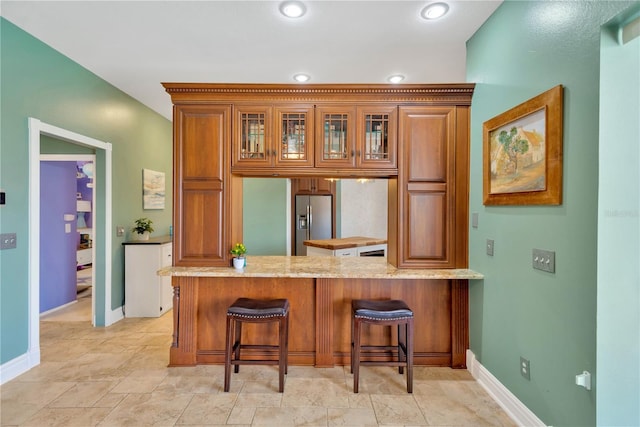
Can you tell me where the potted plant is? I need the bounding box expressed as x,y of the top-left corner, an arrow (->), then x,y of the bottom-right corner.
132,217 -> 154,240
229,242 -> 247,269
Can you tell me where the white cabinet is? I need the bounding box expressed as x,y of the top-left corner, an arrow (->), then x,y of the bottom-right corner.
124,239 -> 172,317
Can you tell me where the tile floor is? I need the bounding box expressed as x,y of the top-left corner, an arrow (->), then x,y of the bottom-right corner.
2,308 -> 516,426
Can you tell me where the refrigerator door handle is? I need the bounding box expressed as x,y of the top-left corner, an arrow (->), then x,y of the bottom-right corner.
307,204 -> 312,240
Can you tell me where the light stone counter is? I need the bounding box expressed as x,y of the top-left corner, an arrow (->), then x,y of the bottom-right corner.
158,255 -> 483,280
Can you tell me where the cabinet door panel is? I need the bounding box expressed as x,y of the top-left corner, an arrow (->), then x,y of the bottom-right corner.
356,105 -> 397,169
275,105 -> 314,167
180,108 -> 225,180
401,108 -> 453,182
315,106 -> 356,168
233,106 -> 272,168
181,189 -> 224,260
407,191 -> 447,260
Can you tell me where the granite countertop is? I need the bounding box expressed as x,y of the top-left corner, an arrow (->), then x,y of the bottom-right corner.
158,256 -> 483,280
304,236 -> 388,250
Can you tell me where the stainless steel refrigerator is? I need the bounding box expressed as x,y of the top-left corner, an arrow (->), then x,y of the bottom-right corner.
295,195 -> 332,255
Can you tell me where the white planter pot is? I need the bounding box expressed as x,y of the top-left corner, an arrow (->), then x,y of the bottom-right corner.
233,257 -> 245,269
134,231 -> 150,241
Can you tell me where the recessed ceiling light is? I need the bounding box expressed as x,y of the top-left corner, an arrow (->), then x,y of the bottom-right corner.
280,1 -> 306,18
421,2 -> 450,20
387,74 -> 405,84
293,73 -> 310,83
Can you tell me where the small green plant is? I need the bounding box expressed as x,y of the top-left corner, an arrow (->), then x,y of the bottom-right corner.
229,242 -> 247,257
133,217 -> 154,235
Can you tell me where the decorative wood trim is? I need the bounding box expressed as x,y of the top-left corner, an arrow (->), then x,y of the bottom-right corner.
169,277 -> 198,366
163,83 -> 475,105
315,278 -> 334,367
451,279 -> 469,368
172,283 -> 180,348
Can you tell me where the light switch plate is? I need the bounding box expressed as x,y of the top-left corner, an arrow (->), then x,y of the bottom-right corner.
472,212 -> 478,228
116,226 -> 125,237
533,248 -> 555,273
0,233 -> 17,250
486,239 -> 494,256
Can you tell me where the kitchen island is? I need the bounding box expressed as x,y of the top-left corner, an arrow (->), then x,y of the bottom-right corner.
159,256 -> 482,368
304,236 -> 388,257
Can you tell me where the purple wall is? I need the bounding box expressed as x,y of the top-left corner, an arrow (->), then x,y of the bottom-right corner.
40,161 -> 77,313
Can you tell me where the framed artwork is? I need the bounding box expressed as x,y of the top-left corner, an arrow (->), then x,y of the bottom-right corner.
483,85 -> 563,205
143,169 -> 165,209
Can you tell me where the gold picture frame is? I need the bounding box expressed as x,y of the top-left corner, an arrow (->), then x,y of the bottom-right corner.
483,85 -> 563,205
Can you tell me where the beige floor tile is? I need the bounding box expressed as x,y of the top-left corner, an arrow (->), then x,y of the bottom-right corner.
252,406 -> 328,426
98,391 -> 193,426
175,393 -> 237,425
48,381 -> 119,407
155,373 -> 221,394
227,406 -> 257,425
282,378 -> 350,408
234,392 -> 283,407
328,407 -> 378,426
21,407 -> 112,427
370,394 -> 428,425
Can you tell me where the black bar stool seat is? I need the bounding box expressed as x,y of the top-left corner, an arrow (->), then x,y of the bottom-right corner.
351,299 -> 414,393
224,297 -> 290,392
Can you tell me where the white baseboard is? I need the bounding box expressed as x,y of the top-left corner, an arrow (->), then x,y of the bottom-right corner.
105,305 -> 124,326
0,347 -> 40,385
467,349 -> 547,427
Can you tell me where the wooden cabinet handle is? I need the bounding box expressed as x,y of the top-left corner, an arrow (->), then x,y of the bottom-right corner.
351,150 -> 355,157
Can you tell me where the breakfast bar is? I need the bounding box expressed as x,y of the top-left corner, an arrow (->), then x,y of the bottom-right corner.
159,256 -> 483,369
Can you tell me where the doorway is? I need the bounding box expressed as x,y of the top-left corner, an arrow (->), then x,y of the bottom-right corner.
27,118 -> 114,368
38,155 -> 95,323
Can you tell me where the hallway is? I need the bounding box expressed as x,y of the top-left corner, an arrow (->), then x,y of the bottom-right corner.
1,313 -> 515,426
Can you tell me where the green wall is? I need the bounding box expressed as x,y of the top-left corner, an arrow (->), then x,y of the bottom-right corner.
597,9 -> 640,426
0,18 -> 172,364
243,178 -> 288,255
466,1 -> 637,426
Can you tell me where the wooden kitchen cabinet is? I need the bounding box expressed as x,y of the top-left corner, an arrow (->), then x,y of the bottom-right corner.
315,105 -> 397,170
292,178 -> 334,195
392,105 -> 469,268
163,83 -> 474,269
233,104 -> 315,171
173,104 -> 232,266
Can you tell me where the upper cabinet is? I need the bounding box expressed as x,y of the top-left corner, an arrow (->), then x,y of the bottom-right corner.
314,105 -> 397,170
163,83 -> 474,268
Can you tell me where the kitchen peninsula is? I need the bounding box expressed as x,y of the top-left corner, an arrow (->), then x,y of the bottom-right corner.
161,83 -> 477,369
160,256 -> 482,368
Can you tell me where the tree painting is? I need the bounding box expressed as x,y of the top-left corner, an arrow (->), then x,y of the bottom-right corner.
497,127 -> 529,176
489,109 -> 546,194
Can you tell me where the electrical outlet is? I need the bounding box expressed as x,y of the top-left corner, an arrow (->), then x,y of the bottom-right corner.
116,226 -> 125,237
486,239 -> 494,256
533,248 -> 555,273
520,357 -> 531,380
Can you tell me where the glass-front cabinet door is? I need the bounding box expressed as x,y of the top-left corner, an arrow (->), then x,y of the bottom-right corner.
274,105 -> 314,168
356,105 -> 397,169
233,105 -> 272,168
315,106 -> 356,168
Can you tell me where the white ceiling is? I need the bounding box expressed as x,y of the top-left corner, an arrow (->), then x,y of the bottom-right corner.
1,1 -> 502,120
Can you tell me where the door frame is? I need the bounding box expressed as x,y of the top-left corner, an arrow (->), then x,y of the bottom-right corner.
28,118 -> 114,366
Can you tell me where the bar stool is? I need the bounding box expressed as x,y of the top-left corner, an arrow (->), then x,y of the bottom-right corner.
351,299 -> 414,393
224,297 -> 290,392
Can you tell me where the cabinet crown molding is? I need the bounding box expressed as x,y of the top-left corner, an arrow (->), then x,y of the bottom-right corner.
162,83 -> 475,105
